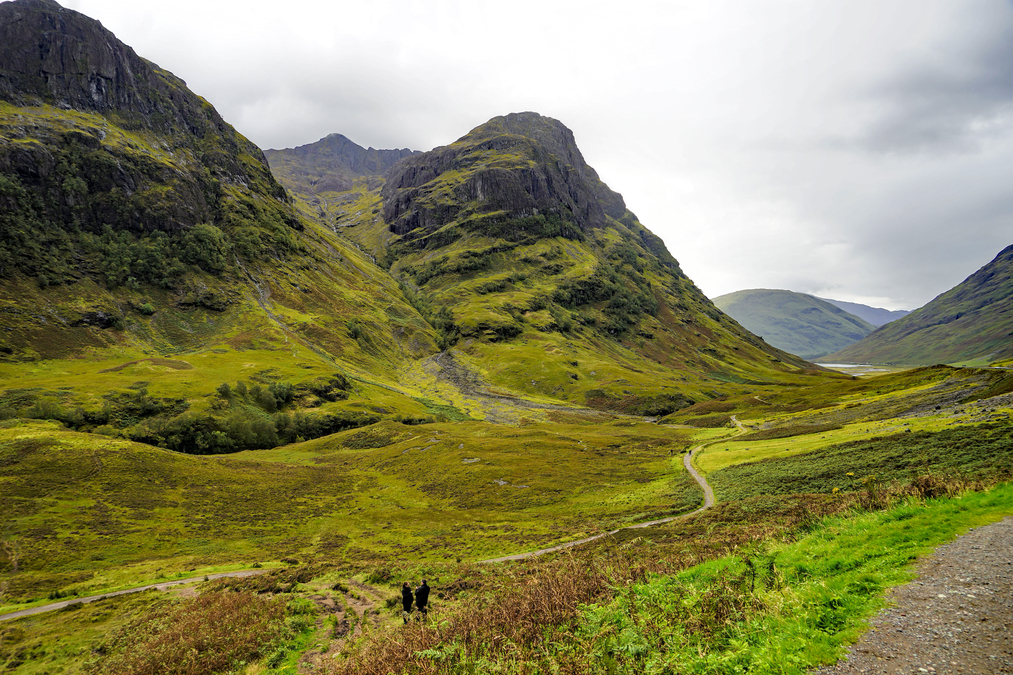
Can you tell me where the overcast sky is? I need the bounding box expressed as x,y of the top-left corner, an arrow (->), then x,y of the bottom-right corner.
59,0 -> 1013,310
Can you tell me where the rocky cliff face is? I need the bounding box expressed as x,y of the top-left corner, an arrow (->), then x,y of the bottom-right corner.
0,0 -> 439,371
0,0 -> 293,285
265,133 -> 418,195
0,0 -> 275,178
381,112 -> 627,237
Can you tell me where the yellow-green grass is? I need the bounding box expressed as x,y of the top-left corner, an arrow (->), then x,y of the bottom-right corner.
0,102 -> 190,171
0,590 -> 174,675
0,343 -> 433,422
0,417 -> 696,611
707,420 -> 1013,503
566,482 -> 1013,675
695,413 -> 969,474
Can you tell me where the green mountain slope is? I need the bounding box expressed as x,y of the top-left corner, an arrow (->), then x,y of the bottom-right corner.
823,244 -> 1013,366
0,0 -> 441,448
0,0 -> 831,457
276,113 -> 821,414
818,298 -> 910,327
713,289 -> 875,359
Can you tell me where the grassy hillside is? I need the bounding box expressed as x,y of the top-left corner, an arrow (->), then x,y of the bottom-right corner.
824,244 -> 1013,365
3,5 -> 1012,674
2,361 -> 1011,673
275,114 -> 824,418
0,415 -> 698,605
0,0 -> 448,452
713,289 -> 874,359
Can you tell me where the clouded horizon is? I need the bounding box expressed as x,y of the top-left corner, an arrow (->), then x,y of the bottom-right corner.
58,0 -> 1013,311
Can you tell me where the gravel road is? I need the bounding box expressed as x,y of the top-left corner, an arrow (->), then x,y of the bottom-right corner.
815,516 -> 1013,674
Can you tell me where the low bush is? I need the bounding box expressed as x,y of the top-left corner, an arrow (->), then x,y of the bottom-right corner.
91,591 -> 286,675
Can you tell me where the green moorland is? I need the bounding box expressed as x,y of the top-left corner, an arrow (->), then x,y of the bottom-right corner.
1,364 -> 1011,674
0,415 -> 699,610
4,6 -> 1012,672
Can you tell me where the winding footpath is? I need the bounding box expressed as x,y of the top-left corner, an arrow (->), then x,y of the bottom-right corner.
0,569 -> 267,622
481,422 -> 730,563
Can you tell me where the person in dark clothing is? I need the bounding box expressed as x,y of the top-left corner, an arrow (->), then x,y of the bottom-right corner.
401,582 -> 414,623
415,579 -> 430,619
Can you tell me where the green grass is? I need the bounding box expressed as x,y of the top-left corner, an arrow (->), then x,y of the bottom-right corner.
565,482 -> 1013,674
0,417 -> 697,611
696,415 -> 963,474
707,422 -> 1013,502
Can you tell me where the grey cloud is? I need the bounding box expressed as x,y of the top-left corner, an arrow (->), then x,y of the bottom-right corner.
853,6 -> 1013,154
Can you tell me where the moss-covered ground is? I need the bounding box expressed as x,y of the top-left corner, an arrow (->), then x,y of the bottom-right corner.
0,415 -> 697,613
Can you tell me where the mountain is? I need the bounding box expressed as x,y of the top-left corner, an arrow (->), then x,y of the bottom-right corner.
272,113 -> 822,414
0,0 -> 829,460
712,289 -> 875,359
823,244 -> 1013,366
265,134 -> 419,200
0,0 -> 437,414
818,298 -> 909,327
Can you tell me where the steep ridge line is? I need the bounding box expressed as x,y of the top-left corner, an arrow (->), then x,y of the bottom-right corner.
0,569 -> 268,622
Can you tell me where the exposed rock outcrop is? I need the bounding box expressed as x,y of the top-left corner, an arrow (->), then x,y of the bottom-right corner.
265,133 -> 418,195
381,112 -> 627,237
0,0 -> 286,238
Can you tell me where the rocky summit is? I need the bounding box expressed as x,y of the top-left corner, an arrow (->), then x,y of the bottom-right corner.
381,112 -> 626,237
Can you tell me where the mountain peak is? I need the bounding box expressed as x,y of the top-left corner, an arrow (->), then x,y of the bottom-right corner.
265,133 -> 420,196
381,111 -> 626,237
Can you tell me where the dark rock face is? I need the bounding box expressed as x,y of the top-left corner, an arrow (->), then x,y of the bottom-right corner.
265,133 -> 419,195
0,0 -> 280,190
0,0 -> 150,111
381,112 -> 626,237
0,0 -> 299,286
70,310 -> 117,329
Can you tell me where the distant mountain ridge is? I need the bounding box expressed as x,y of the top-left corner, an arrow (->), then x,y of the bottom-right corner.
819,298 -> 909,327
265,134 -> 419,197
823,244 -> 1013,365
713,289 -> 875,359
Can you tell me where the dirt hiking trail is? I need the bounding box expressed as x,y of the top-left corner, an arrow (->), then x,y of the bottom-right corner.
815,515 -> 1013,674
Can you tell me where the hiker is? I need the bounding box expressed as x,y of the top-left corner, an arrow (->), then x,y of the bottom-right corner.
401,581 -> 413,623
415,579 -> 430,619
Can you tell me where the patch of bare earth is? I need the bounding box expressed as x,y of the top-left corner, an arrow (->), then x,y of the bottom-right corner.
299,580 -> 389,673
815,516 -> 1013,674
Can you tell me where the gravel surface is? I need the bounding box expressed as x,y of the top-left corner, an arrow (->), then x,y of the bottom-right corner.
815,516 -> 1013,674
